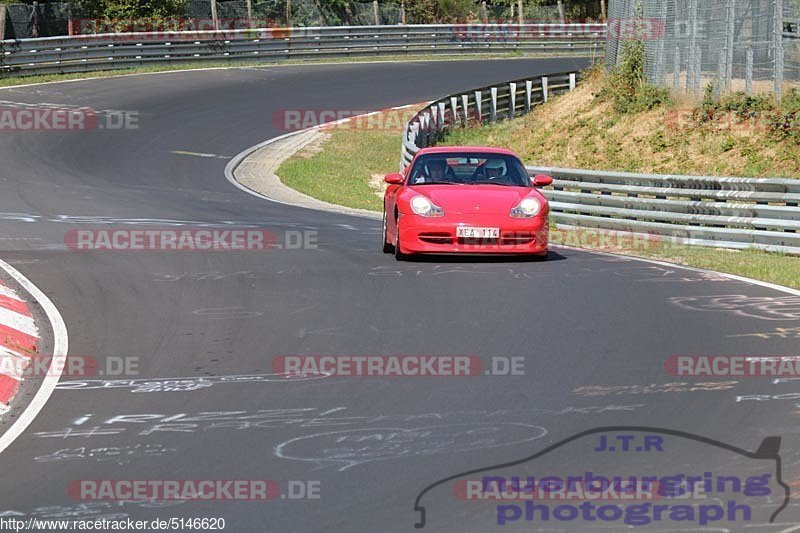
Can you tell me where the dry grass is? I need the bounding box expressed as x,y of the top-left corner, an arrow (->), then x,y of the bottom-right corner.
446,69 -> 800,178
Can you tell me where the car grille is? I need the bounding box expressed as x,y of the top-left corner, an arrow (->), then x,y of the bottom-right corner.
419,232 -> 537,247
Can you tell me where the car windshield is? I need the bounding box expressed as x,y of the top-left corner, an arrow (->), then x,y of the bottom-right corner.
408,153 -> 531,187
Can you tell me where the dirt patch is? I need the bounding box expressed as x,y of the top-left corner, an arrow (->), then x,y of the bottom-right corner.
295,132 -> 331,158
369,173 -> 387,199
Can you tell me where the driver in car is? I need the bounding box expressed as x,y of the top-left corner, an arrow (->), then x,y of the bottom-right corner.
485,160 -> 506,180
427,159 -> 447,182
414,159 -> 448,184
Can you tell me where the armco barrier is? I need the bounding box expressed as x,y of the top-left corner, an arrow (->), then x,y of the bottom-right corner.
399,71 -> 578,168
0,24 -> 605,77
401,73 -> 800,256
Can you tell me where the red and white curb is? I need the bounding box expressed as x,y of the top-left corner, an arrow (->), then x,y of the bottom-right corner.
0,279 -> 39,410
0,258 -> 68,455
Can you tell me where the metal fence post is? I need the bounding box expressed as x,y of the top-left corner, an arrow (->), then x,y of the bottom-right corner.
686,0 -> 698,93
429,105 -> 438,134
490,87 -> 498,122
542,76 -> 548,102
569,72 -> 576,91
746,47 -> 753,95
654,0 -> 668,84
525,80 -> 533,112
0,4 -> 6,40
509,82 -> 517,119
410,123 -> 420,152
211,0 -> 219,31
725,0 -> 735,87
474,91 -> 483,122
774,0 -> 784,102
422,112 -> 431,147
715,49 -> 726,97
450,96 -> 459,124
673,45 -> 680,89
461,94 -> 470,123
29,1 -> 38,38
693,49 -> 702,95
373,1 -> 380,25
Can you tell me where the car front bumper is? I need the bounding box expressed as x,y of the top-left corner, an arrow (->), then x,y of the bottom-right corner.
397,213 -> 549,255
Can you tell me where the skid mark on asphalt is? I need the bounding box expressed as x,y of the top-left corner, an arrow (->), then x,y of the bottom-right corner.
572,382 -> 739,398
669,295 -> 800,321
170,150 -> 231,159
191,307 -> 263,320
729,326 -> 800,339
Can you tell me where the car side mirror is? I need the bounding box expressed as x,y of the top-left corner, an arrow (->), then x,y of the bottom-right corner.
532,174 -> 553,187
384,173 -> 404,185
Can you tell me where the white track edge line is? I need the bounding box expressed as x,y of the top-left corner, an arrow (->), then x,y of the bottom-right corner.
557,245 -> 800,297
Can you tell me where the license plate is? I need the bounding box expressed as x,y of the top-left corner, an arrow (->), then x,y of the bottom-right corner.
456,226 -> 500,239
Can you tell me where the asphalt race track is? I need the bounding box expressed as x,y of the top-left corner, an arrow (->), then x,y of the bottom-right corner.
1,58 -> 800,532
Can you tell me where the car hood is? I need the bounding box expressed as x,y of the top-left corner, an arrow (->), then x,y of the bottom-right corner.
408,185 -> 544,215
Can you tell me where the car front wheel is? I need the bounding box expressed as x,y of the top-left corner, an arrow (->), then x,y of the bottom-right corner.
382,210 -> 393,253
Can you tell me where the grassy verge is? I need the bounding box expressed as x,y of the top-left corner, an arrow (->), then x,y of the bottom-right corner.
0,52 -> 576,88
276,120 -> 800,289
279,129 -> 398,211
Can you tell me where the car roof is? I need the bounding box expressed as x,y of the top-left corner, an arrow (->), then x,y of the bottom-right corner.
415,146 -> 518,157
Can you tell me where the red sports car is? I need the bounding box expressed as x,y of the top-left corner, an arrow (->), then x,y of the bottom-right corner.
382,146 -> 553,260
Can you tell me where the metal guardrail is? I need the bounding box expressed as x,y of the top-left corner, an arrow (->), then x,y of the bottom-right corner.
399,70 -> 578,169
401,72 -> 800,256
0,24 -> 605,77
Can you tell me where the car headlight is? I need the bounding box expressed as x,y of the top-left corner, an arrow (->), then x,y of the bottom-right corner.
510,197 -> 542,218
410,195 -> 444,217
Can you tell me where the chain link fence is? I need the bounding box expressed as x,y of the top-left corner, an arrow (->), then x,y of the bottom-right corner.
606,0 -> 800,100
